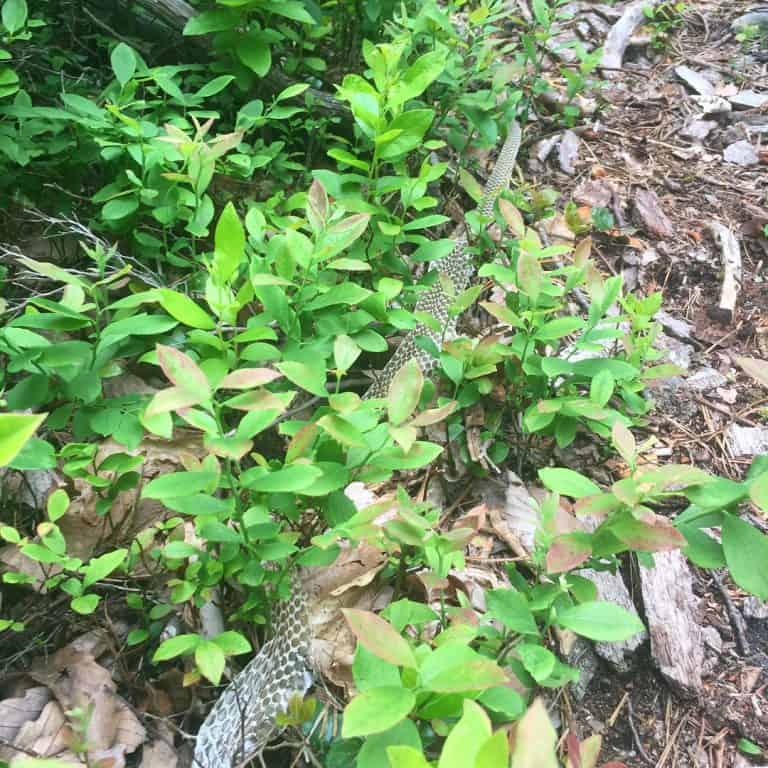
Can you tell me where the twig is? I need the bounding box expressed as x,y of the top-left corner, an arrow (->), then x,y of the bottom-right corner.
693,395 -> 756,428
711,570 -> 750,656
626,696 -> 654,765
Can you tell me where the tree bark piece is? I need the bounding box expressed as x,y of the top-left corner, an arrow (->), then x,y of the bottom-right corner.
707,221 -> 742,323
602,0 -> 662,72
640,550 -> 704,696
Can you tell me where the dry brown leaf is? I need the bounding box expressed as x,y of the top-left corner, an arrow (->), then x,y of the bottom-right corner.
0,686 -> 50,758
21,639 -> 146,767
302,543 -> 389,692
7,700 -> 73,763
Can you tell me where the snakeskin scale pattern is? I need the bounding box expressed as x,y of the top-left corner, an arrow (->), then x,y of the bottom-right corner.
364,121 -> 522,399
193,574 -> 312,767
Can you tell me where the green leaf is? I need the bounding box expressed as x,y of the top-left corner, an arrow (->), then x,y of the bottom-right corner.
277,360 -> 327,397
438,700 -> 491,768
2,0 -> 27,33
303,282 -> 372,310
157,289 -> 216,330
419,643 -> 507,693
317,414 -> 366,447
485,589 -> 538,635
153,633 -> 200,661
388,359 -> 423,427
534,317 -> 585,341
0,412 -> 47,467
183,8 -> 238,35
378,109 -> 435,160
334,334 -> 361,374
71,594 -> 101,615
212,631 -> 252,656
358,720 -> 421,768
111,43 -> 136,86
475,731 -> 510,768
195,640 -> 226,684
538,467 -> 601,499
269,1 -> 315,23
372,442 -> 443,471
343,609 -> 417,668
517,643 -> 556,683
195,75 -> 234,99
241,464 -> 323,493
589,369 -> 615,407
477,686 -> 526,721
387,747 -> 431,768
517,250 -> 543,304
342,686 -> 415,738
213,202 -> 245,284
679,525 -> 725,569
723,514 -> 768,599
237,31 -> 272,76
102,196 -> 138,220
82,548 -> 127,588
142,471 -> 217,500
556,601 -> 645,642
389,51 -> 445,107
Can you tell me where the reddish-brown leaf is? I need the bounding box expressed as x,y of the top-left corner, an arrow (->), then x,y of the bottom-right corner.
342,608 -> 417,669
218,368 -> 282,390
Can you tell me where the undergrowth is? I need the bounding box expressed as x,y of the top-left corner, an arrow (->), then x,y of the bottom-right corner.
0,0 -> 767,767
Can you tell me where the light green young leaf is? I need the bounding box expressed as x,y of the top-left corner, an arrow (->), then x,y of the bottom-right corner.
556,601 -> 645,642
2,0 -> 27,34
157,289 -> 216,330
438,700 -> 491,768
195,640 -> 226,684
213,202 -> 245,284
82,548 -> 128,588
342,686 -> 415,738
0,412 -> 47,467
71,594 -> 101,615
153,633 -> 200,661
538,467 -> 601,499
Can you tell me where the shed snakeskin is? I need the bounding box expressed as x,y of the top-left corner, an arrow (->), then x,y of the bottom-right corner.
192,121 -> 521,767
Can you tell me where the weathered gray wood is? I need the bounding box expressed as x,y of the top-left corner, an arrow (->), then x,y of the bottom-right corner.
640,550 -> 704,696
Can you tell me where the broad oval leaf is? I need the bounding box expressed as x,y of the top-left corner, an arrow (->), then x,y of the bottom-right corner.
556,601 -> 645,642
341,686 -> 415,738
388,359 -> 423,426
723,513 -> 768,599
343,609 -> 417,668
